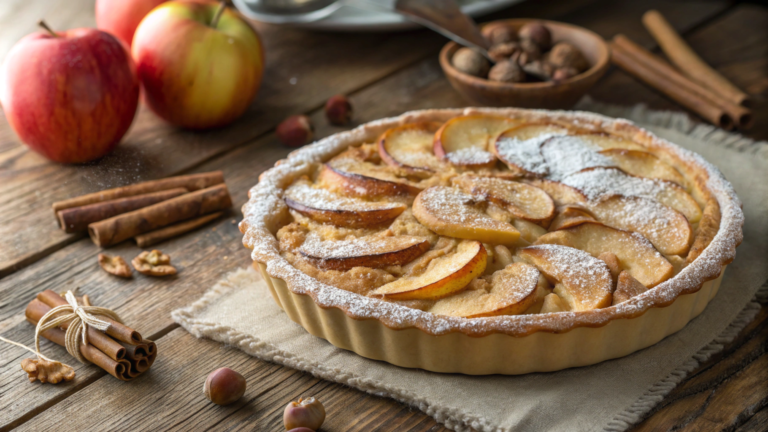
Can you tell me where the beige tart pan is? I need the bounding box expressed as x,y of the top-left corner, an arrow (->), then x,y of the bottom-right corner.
240,108 -> 743,375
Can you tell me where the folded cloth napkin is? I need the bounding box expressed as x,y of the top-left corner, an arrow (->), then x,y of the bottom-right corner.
173,100 -> 768,432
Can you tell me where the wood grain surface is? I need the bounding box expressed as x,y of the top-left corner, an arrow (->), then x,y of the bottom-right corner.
0,0 -> 765,431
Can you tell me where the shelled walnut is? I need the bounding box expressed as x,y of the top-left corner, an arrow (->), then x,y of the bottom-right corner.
132,250 -> 177,276
98,253 -> 132,278
21,358 -> 75,384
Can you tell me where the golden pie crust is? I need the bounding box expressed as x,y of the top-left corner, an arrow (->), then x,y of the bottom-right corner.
240,108 -> 742,373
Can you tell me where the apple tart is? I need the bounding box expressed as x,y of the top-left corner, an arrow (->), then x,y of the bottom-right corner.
241,108 -> 743,374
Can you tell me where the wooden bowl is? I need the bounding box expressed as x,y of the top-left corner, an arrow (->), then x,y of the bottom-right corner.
439,19 -> 610,109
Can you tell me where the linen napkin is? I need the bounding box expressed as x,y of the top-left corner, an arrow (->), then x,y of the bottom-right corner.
173,101 -> 768,432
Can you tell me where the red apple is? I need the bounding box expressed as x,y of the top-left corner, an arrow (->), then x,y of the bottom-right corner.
132,1 -> 265,129
0,23 -> 140,164
96,0 -> 167,48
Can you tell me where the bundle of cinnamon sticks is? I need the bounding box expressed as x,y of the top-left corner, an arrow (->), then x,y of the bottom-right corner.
25,290 -> 156,381
53,171 -> 232,247
610,10 -> 751,130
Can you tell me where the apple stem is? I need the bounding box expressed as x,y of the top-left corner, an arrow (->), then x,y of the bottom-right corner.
38,20 -> 58,38
210,1 -> 227,29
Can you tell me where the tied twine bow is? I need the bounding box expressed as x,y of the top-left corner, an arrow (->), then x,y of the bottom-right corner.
0,291 -> 124,367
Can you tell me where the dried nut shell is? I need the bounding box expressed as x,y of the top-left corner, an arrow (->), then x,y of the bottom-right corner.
21,358 -> 75,384
483,24 -> 517,45
522,60 -> 554,81
452,47 -> 490,77
517,39 -> 542,65
98,253 -> 132,278
548,42 -> 589,72
488,61 -> 526,83
132,250 -> 177,276
518,22 -> 552,50
488,42 -> 521,62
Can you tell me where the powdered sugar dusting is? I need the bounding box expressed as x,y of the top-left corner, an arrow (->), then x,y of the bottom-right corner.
563,168 -> 666,200
446,147 -> 496,166
300,233 -> 425,259
285,180 -> 403,212
494,133 -> 553,175
540,135 -> 616,180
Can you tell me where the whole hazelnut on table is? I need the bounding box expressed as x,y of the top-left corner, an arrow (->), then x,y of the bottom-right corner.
488,42 -> 521,63
277,115 -> 314,147
452,47 -> 490,78
204,367 -> 246,406
324,94 -> 353,126
488,61 -> 525,83
482,24 -> 517,46
284,396 -> 326,431
518,22 -> 552,50
548,42 -> 589,72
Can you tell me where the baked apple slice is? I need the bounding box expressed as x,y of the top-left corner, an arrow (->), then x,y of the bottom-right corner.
549,204 -> 596,231
492,123 -> 569,176
540,293 -> 568,313
318,158 -> 421,198
575,133 -> 646,151
429,262 -> 540,317
518,244 -> 613,311
523,179 -> 587,206
378,122 -> 442,172
589,195 -> 693,255
451,175 -> 555,222
284,180 -> 406,228
598,149 -> 686,186
299,235 -> 431,271
433,114 -> 519,168
412,186 -> 520,245
534,222 -> 673,287
612,271 -> 648,305
371,240 -> 486,300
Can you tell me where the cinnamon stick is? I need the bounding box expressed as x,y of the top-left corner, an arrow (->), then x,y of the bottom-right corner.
613,35 -> 752,129
25,300 -> 133,380
88,184 -> 232,247
52,171 -> 225,213
56,188 -> 188,233
609,41 -> 734,130
642,10 -> 750,107
72,294 -> 142,345
34,292 -> 126,361
134,211 -> 224,247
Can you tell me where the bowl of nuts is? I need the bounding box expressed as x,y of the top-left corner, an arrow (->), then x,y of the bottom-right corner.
439,19 -> 610,109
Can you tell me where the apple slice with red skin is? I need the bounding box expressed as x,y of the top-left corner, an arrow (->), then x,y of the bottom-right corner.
598,149 -> 686,186
534,222 -> 673,288
429,262 -> 540,317
412,186 -> 520,245
451,175 -> 555,223
434,115 -> 520,168
378,122 -> 442,172
518,244 -> 613,311
284,180 -> 406,228
299,235 -> 430,271
371,240 -> 487,300
318,158 -> 421,198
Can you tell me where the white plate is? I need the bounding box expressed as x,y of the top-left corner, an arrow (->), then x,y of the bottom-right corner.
233,0 -> 524,32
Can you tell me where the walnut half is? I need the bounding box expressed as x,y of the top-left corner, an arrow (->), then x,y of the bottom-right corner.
98,253 -> 132,278
21,358 -> 75,384
132,250 -> 177,276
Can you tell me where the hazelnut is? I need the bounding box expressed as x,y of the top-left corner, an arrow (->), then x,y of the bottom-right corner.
522,60 -> 554,81
517,39 -> 542,65
488,61 -> 525,83
284,396 -> 326,431
552,66 -> 579,82
482,24 -> 517,46
324,94 -> 352,126
518,22 -> 552,50
204,367 -> 246,406
451,47 -> 490,78
488,42 -> 521,62
548,42 -> 589,72
277,115 -> 314,147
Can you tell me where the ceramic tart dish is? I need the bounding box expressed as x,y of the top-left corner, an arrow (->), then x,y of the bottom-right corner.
240,107 -> 743,375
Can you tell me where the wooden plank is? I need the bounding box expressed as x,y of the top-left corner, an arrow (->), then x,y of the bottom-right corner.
0,0 -> 747,429
12,328 -> 447,432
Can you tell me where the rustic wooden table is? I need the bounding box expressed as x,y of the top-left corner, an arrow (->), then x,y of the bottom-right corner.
0,0 -> 766,431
